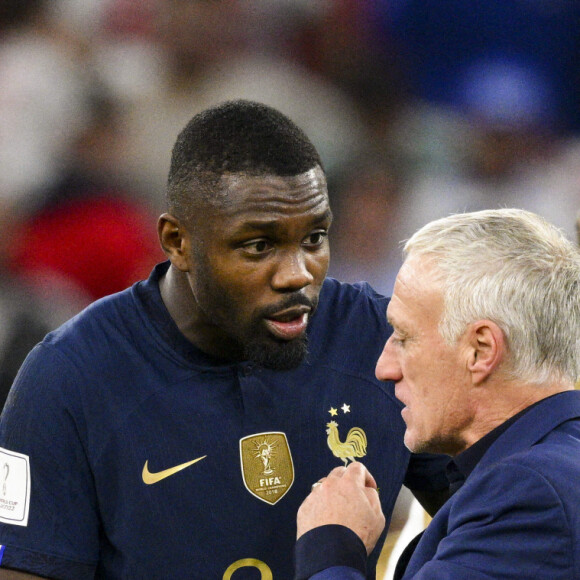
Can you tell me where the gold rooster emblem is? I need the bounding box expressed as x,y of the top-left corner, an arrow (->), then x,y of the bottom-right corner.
326,421 -> 367,466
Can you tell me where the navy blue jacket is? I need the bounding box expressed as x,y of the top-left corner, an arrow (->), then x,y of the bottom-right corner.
298,390 -> 580,579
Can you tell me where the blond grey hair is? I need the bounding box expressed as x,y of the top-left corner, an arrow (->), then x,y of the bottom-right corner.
404,208 -> 580,385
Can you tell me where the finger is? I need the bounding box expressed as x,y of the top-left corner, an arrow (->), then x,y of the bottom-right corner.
342,461 -> 372,486
363,467 -> 379,491
364,483 -> 383,511
346,462 -> 378,491
326,465 -> 347,480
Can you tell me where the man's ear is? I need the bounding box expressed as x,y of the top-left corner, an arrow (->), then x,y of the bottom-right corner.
158,213 -> 189,272
466,320 -> 505,385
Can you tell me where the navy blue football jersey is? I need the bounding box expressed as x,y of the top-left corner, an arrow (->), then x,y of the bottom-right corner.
0,262 -> 447,579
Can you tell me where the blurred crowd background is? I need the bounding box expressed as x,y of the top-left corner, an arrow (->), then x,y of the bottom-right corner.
1,0 -> 579,403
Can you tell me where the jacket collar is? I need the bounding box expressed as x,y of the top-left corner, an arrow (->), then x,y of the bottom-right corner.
476,390 -> 580,472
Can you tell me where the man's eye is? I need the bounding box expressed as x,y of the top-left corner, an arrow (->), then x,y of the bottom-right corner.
242,239 -> 271,254
303,231 -> 327,247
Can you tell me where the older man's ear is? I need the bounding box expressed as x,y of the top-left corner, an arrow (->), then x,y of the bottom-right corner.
466,320 -> 505,386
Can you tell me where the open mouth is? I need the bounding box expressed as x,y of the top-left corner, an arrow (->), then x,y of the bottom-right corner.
264,308 -> 310,340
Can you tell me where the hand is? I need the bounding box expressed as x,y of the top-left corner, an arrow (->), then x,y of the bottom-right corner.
296,462 -> 386,554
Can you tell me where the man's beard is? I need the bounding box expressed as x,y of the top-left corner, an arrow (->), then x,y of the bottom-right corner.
243,334 -> 309,371
240,292 -> 315,370
196,272 -> 316,370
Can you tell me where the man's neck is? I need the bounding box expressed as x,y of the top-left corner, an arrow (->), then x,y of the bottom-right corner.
461,379 -> 574,452
158,266 -> 242,361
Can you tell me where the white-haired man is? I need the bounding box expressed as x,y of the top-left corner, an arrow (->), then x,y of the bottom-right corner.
296,208 -> 580,579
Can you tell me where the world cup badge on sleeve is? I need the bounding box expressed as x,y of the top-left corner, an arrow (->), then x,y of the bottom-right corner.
239,432 -> 294,505
0,447 -> 31,527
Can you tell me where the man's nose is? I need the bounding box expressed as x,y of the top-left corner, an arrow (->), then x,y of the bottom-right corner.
271,250 -> 314,291
375,337 -> 402,382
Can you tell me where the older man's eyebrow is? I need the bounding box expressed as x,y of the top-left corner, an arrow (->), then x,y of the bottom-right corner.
387,315 -> 408,336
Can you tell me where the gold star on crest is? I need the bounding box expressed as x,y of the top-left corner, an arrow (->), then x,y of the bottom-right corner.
329,407 -> 338,416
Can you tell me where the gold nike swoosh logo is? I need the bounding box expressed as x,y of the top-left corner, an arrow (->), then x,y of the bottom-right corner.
142,455 -> 207,485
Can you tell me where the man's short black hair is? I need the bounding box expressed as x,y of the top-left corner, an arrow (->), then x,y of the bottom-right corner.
166,100 -> 323,218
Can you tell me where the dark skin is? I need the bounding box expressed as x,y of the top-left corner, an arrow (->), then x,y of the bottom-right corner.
158,166 -> 332,366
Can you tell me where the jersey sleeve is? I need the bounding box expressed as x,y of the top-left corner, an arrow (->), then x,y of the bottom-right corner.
0,343 -> 99,579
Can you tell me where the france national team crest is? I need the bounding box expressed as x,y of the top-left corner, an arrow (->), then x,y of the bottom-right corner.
239,432 -> 294,505
325,403 -> 368,466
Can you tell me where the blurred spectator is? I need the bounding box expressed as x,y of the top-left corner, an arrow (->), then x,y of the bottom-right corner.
387,102 -> 580,243
328,157 -> 405,295
6,95 -> 164,304
114,0 -> 367,207
0,0 -> 91,212
7,194 -> 163,305
369,0 -> 580,243
0,0 -> 89,410
0,2 -> 164,411
374,0 -> 580,134
292,0 -> 410,144
53,0 -> 165,104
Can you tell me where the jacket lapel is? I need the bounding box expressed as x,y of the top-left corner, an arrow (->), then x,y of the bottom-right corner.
403,391 -> 580,578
